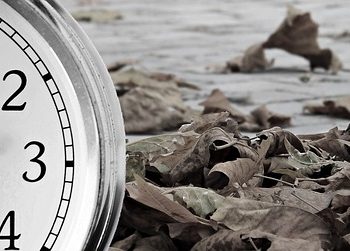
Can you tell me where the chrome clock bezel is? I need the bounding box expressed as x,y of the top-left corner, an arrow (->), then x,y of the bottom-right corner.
1,0 -> 126,250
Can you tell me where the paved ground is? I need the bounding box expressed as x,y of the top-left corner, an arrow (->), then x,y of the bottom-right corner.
60,0 -> 350,135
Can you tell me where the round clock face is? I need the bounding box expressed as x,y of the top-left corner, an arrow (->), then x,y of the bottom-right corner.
0,1 -> 125,250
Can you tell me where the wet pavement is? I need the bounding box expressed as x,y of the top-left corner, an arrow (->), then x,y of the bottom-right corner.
60,0 -> 350,135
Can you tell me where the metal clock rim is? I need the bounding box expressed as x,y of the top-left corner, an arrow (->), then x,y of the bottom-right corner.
2,0 -> 126,250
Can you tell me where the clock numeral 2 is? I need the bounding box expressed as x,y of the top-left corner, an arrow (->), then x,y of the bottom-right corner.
2,70 -> 27,111
23,141 -> 46,183
0,211 -> 20,250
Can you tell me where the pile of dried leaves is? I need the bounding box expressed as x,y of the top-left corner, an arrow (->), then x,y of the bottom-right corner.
110,112 -> 350,251
217,5 -> 342,74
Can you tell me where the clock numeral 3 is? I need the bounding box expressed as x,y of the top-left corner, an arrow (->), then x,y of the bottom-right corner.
2,70 -> 27,111
0,211 -> 20,250
23,141 -> 46,183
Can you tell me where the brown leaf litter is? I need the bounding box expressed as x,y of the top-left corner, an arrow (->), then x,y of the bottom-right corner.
200,89 -> 291,132
110,113 -> 350,250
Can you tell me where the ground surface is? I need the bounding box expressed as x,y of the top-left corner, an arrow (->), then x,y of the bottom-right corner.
60,0 -> 350,135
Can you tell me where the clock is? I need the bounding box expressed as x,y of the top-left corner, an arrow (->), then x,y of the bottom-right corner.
0,0 -> 125,250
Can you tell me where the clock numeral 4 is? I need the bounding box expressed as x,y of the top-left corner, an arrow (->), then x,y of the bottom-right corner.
0,211 -> 20,250
23,141 -> 46,183
2,70 -> 27,111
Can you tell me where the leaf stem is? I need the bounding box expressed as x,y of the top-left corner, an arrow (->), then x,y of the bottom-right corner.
249,237 -> 260,251
212,140 -> 237,150
253,174 -> 295,187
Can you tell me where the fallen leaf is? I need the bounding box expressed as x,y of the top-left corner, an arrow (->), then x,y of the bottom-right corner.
149,72 -> 200,90
191,230 -> 255,251
199,92 -> 291,132
164,186 -> 225,218
157,127 -> 235,185
308,126 -> 350,162
242,206 -> 333,250
239,187 -> 332,214
284,138 -> 330,176
179,112 -> 239,135
126,175 -> 198,223
331,189 -> 350,211
108,60 -> 137,72
263,5 -> 342,73
267,156 -> 307,180
126,152 -> 147,182
199,89 -> 246,123
210,197 -> 275,231
167,222 -> 215,247
127,131 -> 198,162
120,87 -> 187,133
304,96 -> 350,119
257,127 -> 305,157
113,68 -> 197,133
250,105 -> 291,129
208,158 -> 258,188
226,43 -> 274,72
109,248 -> 124,251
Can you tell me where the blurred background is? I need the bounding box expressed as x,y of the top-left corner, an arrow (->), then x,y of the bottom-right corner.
60,0 -> 350,135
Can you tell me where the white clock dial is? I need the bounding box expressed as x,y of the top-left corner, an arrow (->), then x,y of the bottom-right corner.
0,1 -> 125,250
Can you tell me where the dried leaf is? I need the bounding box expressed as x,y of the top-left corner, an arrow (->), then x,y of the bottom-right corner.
149,72 -> 200,90
210,197 -> 275,231
268,156 -> 306,180
167,222 -> 215,246
165,186 -> 225,218
114,68 -> 195,133
226,43 -> 273,72
109,248 -> 124,251
304,162 -> 350,191
331,189 -> 350,210
179,112 -> 239,135
160,127 -> 235,185
242,206 -> 333,250
126,152 -> 147,182
250,105 -> 291,129
284,138 -> 329,176
257,127 -> 305,157
304,96 -> 350,119
191,230 -> 255,251
239,187 -> 332,214
127,132 -> 198,162
208,158 -> 258,188
126,175 -> 198,223
308,126 -> 350,162
199,89 -> 246,123
263,5 -> 342,73
120,88 -> 187,133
